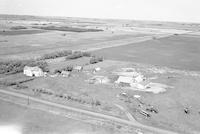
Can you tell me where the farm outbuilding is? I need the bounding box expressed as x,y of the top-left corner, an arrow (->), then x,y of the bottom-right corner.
93,67 -> 101,73
88,76 -> 110,84
23,66 -> 44,77
74,66 -> 83,72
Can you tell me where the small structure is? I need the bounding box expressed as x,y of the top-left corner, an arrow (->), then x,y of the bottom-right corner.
23,66 -> 44,77
61,71 -> 70,77
115,76 -> 134,86
134,95 -> 141,98
88,76 -> 109,84
95,67 -> 101,71
74,66 -> 83,72
93,67 -> 101,73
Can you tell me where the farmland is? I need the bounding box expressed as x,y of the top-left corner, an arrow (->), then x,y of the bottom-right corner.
1,14 -> 200,134
94,34 -> 200,71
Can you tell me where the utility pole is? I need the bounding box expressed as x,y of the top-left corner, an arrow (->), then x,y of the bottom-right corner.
27,96 -> 30,105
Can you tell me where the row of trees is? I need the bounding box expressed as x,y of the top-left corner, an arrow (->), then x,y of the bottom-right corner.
40,50 -> 73,60
34,26 -> 103,32
32,88 -> 101,107
65,51 -> 91,60
10,26 -> 27,30
39,50 -> 92,60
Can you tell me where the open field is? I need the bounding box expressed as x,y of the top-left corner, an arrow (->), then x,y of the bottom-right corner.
0,100 -> 121,134
94,34 -> 200,71
0,30 -> 157,60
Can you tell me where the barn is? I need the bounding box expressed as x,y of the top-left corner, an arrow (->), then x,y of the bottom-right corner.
23,66 -> 44,77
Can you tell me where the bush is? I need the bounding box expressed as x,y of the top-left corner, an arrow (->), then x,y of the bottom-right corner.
89,57 -> 98,64
54,69 -> 62,74
65,51 -> 83,60
97,57 -> 103,62
54,65 -> 73,74
63,65 -> 73,72
89,56 -> 103,64
82,52 -> 91,57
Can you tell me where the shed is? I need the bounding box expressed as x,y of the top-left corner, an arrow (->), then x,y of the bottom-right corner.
95,67 -> 101,71
23,66 -> 44,77
93,67 -> 101,73
88,76 -> 109,84
74,66 -> 83,72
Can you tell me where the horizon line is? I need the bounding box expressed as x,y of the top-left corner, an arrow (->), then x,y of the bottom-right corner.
1,13 -> 200,24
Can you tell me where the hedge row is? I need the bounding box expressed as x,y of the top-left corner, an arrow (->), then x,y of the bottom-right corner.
10,26 -> 27,30
0,78 -> 34,86
33,26 -> 103,32
65,51 -> 91,60
32,88 -> 101,106
40,50 -> 72,60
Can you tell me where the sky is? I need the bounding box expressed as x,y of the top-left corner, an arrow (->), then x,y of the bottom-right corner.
0,0 -> 200,23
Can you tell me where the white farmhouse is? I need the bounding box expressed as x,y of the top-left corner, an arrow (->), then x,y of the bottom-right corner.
23,66 -> 44,77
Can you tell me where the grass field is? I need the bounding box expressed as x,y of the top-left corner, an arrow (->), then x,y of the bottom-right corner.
0,30 -> 154,60
0,100 -> 120,134
94,34 -> 200,71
